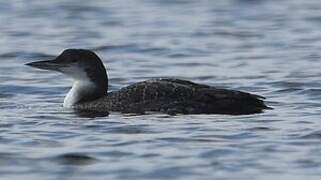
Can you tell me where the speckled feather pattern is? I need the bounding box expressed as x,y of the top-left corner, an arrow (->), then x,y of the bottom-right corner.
74,78 -> 269,115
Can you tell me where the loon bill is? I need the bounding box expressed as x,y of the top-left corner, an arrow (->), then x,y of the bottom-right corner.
26,49 -> 272,115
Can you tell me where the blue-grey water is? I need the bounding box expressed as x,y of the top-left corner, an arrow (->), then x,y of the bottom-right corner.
1,0 -> 321,179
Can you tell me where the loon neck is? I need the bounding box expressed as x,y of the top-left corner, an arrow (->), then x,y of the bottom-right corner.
63,78 -> 108,108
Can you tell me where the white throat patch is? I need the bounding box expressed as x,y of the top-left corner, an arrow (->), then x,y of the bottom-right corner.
60,64 -> 97,108
63,80 -> 96,108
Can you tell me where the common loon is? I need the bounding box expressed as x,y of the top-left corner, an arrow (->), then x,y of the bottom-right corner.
26,49 -> 271,115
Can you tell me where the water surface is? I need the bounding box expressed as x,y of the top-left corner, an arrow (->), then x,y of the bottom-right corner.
1,0 -> 321,179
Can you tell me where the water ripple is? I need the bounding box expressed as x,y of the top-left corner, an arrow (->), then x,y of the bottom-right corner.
1,0 -> 321,179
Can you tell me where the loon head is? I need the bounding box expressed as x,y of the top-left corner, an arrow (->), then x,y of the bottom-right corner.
26,49 -> 108,107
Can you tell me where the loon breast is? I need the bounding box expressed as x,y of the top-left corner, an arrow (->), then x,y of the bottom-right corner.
73,78 -> 270,115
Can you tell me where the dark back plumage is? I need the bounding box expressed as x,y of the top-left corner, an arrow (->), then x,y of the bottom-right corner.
75,78 -> 270,115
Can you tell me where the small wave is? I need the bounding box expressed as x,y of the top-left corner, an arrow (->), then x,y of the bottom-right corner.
0,51 -> 54,59
90,44 -> 139,51
91,43 -> 172,56
53,153 -> 97,166
0,93 -> 14,98
299,131 -> 321,139
274,88 -> 303,93
246,127 -> 274,131
299,89 -> 321,96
